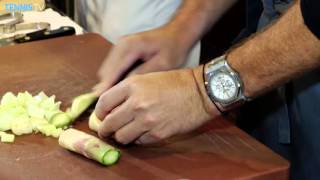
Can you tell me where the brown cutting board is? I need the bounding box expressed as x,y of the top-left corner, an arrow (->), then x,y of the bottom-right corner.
0,33 -> 289,180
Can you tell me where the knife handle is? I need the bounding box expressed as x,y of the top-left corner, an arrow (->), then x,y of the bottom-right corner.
14,26 -> 76,43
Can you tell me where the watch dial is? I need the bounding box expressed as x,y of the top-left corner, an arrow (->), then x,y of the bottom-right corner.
210,72 -> 237,101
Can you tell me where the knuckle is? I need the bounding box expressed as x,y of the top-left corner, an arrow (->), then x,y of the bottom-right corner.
142,114 -> 157,127
132,100 -> 150,112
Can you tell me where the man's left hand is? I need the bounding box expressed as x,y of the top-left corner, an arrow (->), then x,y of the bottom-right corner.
94,66 -> 220,145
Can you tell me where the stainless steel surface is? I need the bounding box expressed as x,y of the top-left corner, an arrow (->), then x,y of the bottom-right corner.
0,12 -> 23,33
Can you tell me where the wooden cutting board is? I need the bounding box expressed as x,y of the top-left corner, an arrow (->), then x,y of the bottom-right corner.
0,33 -> 289,180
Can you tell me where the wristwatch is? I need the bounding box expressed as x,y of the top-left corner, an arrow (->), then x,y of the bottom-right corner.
204,55 -> 250,112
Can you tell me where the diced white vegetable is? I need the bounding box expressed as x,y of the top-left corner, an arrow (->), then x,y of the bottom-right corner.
0,91 -> 67,139
0,131 -> 15,143
11,117 -> 33,136
51,128 -> 63,138
37,124 -> 58,137
1,92 -> 18,107
30,118 -> 49,131
0,112 -> 14,131
27,105 -> 45,119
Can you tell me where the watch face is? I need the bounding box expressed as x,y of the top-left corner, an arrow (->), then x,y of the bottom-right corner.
209,72 -> 238,102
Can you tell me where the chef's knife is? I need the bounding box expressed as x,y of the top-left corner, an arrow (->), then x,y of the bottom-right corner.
0,26 -> 76,47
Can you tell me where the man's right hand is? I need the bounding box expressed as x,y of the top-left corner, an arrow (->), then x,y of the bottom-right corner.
93,0 -> 238,95
94,26 -> 193,95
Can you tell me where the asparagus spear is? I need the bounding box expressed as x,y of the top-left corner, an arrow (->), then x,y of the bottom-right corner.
59,128 -> 120,166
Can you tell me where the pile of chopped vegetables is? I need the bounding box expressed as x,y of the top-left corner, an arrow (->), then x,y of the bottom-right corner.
0,91 -> 96,143
0,91 -> 120,166
0,92 -> 66,142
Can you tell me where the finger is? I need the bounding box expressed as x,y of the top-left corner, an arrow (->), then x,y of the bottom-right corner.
135,128 -> 172,145
94,81 -> 128,120
98,41 -> 144,90
113,119 -> 148,145
98,101 -> 134,138
135,132 -> 158,145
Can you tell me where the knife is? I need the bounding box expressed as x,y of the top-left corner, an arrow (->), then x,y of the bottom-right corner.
0,26 -> 76,47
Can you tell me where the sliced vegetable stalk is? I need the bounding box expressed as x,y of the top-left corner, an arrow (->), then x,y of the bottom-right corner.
49,112 -> 72,128
59,128 -> 120,166
52,93 -> 97,128
68,93 -> 97,120
88,111 -> 102,132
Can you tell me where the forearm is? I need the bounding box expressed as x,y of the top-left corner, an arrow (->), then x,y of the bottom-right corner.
228,1 -> 320,98
165,0 -> 237,50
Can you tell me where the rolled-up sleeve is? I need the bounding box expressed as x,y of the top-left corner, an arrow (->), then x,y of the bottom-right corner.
301,0 -> 320,39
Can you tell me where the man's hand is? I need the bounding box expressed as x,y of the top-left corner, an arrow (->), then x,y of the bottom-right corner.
94,27 -> 192,95
94,66 -> 220,144
94,0 -> 238,95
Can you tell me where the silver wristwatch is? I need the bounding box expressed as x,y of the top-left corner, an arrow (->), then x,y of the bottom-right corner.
204,55 -> 250,112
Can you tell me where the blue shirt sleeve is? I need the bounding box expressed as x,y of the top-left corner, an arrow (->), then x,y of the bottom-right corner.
301,0 -> 320,39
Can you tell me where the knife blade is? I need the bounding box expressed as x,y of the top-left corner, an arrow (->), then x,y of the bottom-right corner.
0,26 -> 75,47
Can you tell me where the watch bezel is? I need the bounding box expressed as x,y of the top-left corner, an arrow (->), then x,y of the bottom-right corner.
206,69 -> 241,105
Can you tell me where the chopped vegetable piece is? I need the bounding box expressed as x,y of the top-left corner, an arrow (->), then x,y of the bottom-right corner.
30,118 -> 48,130
1,92 -> 18,107
27,104 -> 46,119
0,132 -> 15,143
44,110 -> 62,122
68,93 -> 97,120
50,112 -> 72,128
59,128 -> 120,166
88,111 -> 102,132
37,123 -> 57,137
0,112 -> 14,131
51,128 -> 63,138
11,117 -> 33,136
